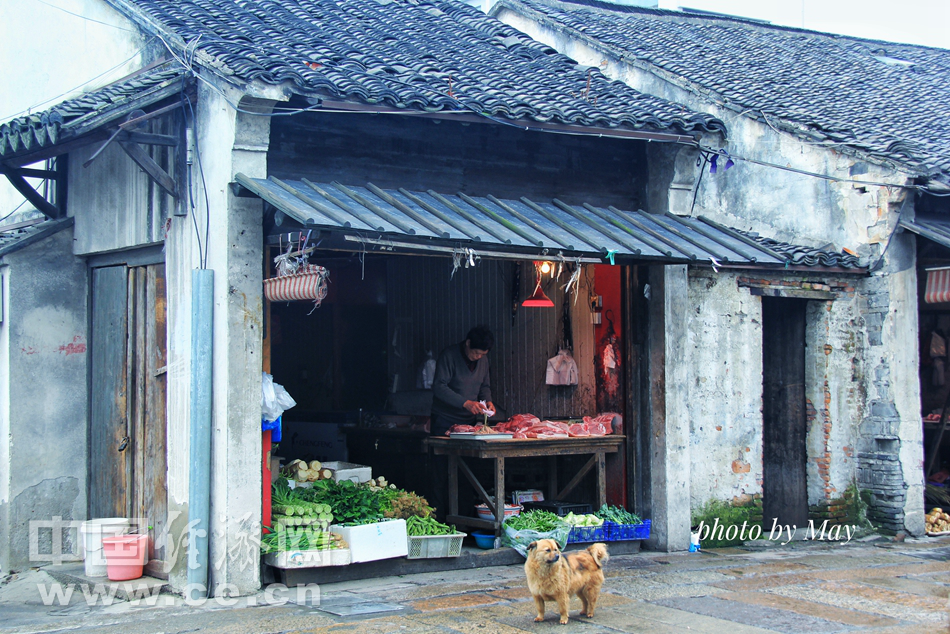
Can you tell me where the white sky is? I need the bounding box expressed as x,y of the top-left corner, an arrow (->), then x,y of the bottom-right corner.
655,1 -> 950,49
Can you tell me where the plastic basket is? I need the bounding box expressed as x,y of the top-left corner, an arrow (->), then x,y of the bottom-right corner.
521,501 -> 592,517
567,524 -> 609,544
407,533 -> 466,559
607,519 -> 651,541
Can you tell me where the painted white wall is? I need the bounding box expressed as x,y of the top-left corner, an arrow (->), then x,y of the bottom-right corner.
162,81 -> 276,594
0,0 -> 149,218
686,270 -> 763,507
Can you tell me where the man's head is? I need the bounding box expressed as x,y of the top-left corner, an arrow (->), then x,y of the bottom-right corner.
465,325 -> 494,361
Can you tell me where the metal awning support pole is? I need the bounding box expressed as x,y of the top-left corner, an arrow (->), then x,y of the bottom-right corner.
186,269 -> 214,601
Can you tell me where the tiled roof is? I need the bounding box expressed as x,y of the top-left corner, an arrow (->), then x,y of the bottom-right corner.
106,0 -> 724,135
0,217 -> 74,258
500,0 -> 950,183
0,64 -> 187,158
733,229 -> 862,269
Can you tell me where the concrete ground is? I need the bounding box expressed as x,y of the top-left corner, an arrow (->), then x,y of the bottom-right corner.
1,534 -> 948,634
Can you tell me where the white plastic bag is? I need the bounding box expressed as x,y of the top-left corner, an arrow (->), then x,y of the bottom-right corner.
261,372 -> 297,422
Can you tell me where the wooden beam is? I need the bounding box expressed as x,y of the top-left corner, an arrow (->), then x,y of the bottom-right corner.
2,169 -> 59,218
12,167 -> 58,179
118,130 -> 178,147
0,217 -> 45,233
748,287 -> 836,300
118,140 -> 178,198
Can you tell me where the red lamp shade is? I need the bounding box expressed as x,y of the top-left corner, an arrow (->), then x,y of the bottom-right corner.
522,278 -> 554,307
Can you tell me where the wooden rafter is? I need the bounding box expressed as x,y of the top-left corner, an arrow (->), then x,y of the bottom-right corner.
1,168 -> 59,219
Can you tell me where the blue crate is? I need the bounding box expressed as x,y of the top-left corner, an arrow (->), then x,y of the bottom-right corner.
567,524 -> 608,544
606,519 -> 651,541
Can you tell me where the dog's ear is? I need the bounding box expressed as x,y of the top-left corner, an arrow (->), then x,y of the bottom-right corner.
527,541 -> 538,552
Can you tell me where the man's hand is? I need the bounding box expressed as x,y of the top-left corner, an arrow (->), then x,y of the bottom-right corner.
485,401 -> 496,415
463,400 -> 483,415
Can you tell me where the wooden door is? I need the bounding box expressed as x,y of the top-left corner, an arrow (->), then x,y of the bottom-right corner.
89,264 -> 168,560
762,297 -> 808,527
89,267 -> 131,519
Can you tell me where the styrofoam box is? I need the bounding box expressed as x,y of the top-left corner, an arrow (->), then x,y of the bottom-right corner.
323,461 -> 372,483
330,520 -> 408,563
264,548 -> 351,569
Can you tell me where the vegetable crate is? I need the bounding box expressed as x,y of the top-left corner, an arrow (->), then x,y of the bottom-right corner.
521,501 -> 592,516
567,525 -> 609,544
407,532 -> 466,559
606,519 -> 651,541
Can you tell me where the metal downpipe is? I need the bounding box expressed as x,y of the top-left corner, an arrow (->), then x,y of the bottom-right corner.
186,269 -> 214,600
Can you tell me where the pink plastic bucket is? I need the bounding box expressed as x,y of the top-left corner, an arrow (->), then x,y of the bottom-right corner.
101,534 -> 148,581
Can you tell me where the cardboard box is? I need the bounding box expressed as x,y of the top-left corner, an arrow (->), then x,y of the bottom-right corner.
330,520 -> 408,563
512,489 -> 544,505
264,548 -> 351,569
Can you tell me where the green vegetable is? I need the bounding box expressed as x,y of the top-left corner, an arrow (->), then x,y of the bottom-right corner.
503,510 -> 568,532
594,505 -> 641,525
564,512 -> 604,527
406,516 -> 456,536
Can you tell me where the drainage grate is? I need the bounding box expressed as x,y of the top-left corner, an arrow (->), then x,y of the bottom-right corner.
318,602 -> 406,617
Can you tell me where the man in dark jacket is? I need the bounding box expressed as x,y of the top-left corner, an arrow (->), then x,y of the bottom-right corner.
430,325 -> 496,436
426,325 -> 496,520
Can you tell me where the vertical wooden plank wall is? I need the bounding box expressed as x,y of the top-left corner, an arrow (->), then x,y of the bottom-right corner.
386,255 -> 596,419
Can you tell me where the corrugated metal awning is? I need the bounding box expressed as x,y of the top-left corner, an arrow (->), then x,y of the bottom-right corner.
900,215 -> 950,251
235,174 -> 789,266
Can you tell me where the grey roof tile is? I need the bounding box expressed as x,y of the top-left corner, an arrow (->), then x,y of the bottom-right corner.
504,0 -> 950,181
107,0 -> 723,135
0,63 -> 187,158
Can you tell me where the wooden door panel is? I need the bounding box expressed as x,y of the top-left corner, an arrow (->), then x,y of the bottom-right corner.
141,264 -> 168,561
89,266 -> 130,520
762,297 -> 808,527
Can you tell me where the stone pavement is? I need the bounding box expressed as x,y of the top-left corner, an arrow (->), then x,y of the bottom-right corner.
1,534 -> 949,634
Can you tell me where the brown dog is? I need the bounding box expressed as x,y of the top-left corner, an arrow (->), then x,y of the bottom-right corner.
524,539 -> 608,624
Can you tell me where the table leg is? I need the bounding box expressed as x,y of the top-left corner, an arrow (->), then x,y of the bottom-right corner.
595,451 -> 606,508
448,454 -> 459,517
494,457 -> 505,536
547,456 -> 558,501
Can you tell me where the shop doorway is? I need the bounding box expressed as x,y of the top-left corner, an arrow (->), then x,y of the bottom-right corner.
88,263 -> 167,561
761,297 -> 808,527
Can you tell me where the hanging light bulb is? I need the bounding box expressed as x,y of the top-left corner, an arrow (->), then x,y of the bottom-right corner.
522,262 -> 554,308
540,261 -> 552,275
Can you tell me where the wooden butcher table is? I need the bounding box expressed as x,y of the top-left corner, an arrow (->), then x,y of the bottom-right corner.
427,435 -> 625,536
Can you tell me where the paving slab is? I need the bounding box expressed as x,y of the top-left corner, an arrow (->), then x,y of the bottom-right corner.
650,595 -> 848,633
766,583 -> 947,624
716,589 -> 901,628
608,601 -> 777,634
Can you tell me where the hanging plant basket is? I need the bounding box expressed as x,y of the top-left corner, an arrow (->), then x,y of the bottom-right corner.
264,264 -> 329,304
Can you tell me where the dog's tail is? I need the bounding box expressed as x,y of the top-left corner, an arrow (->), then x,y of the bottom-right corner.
587,543 -> 609,569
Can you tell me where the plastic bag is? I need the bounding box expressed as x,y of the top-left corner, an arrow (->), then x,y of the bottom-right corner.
931,331 -> 947,358
502,523 -> 571,557
262,372 -> 297,422
417,351 -> 437,390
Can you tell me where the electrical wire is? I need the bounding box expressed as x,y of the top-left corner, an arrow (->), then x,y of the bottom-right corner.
33,0 -> 137,32
0,42 -> 154,122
